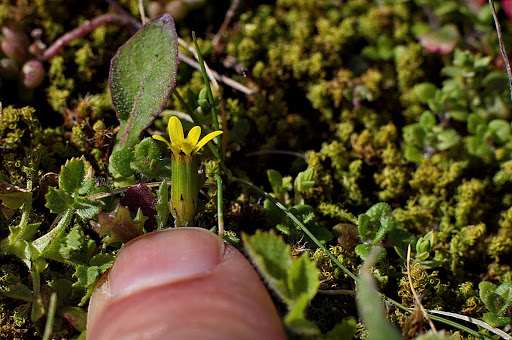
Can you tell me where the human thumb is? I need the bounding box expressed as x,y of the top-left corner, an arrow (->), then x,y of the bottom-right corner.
86,227 -> 286,339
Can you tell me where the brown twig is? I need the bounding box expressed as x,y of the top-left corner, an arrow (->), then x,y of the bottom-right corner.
212,0 -> 241,48
489,0 -> 512,102
37,13 -> 135,62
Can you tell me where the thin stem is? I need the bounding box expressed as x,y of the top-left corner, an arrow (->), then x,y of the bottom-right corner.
214,172 -> 224,236
232,176 -> 358,282
489,0 -> 512,102
42,293 -> 58,340
192,33 -> 223,159
38,14 -> 134,61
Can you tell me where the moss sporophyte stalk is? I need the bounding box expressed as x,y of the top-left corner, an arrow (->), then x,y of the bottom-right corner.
153,116 -> 223,227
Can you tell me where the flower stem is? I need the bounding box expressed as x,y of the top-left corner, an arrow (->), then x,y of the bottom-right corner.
214,172 -> 224,236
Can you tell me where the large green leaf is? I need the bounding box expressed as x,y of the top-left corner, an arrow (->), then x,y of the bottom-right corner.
109,14 -> 179,152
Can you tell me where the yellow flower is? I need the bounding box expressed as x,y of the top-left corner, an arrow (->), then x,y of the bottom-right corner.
153,116 -> 223,157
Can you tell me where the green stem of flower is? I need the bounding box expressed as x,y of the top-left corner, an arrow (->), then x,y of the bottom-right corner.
192,32 -> 223,159
214,172 -> 224,236
170,153 -> 199,227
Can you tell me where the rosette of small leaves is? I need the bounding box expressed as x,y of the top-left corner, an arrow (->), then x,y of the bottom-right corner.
45,157 -> 102,219
466,114 -> 512,158
403,111 -> 461,162
479,281 -> 512,328
354,203 -> 396,263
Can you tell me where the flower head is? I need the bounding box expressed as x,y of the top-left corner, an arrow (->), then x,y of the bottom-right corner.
152,116 -> 223,157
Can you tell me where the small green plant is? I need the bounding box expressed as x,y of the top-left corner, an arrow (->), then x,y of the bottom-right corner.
264,168 -> 333,247
354,202 -> 396,263
479,280 -> 512,328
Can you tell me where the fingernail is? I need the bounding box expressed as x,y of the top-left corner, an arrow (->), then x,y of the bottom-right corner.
109,227 -> 225,298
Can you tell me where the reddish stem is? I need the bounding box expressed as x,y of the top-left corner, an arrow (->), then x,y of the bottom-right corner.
38,13 -> 135,62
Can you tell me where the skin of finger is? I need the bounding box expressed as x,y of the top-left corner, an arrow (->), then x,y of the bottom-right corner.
87,231 -> 286,340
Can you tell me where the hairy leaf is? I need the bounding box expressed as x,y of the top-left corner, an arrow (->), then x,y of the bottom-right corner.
109,14 -> 178,152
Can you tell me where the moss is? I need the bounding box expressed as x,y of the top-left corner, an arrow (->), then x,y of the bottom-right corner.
449,223 -> 487,275
312,245 -> 358,290
398,264 -> 450,309
453,178 -> 489,228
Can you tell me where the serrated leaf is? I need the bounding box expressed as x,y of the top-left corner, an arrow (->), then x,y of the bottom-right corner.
45,187 -> 74,213
59,157 -> 94,194
89,253 -> 115,272
74,196 -> 102,219
91,204 -> 146,244
287,254 -> 320,301
73,265 -> 100,290
284,293 -> 320,335
109,14 -> 178,152
39,226 -> 89,266
242,230 -> 291,303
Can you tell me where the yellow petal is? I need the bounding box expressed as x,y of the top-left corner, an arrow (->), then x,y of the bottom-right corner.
186,126 -> 201,146
181,141 -> 194,155
193,130 -> 223,153
169,145 -> 181,157
168,116 -> 184,144
152,135 -> 173,150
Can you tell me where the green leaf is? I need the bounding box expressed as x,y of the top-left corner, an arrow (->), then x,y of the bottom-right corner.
155,180 -> 170,229
495,281 -> 512,308
467,113 -> 486,134
2,282 -> 34,302
88,253 -> 115,272
358,214 -> 373,242
325,318 -> 356,340
357,257 -> 401,340
242,230 -> 291,303
39,226 -> 89,266
131,137 -> 171,180
74,196 -> 102,219
45,187 -> 74,213
0,181 -> 32,210
413,83 -> 437,104
435,129 -> 460,151
355,244 -> 387,263
488,119 -> 511,144
109,14 -> 179,152
109,149 -> 135,178
482,312 -> 512,328
419,111 -> 436,129
59,157 -> 94,194
284,293 -> 320,335
267,169 -> 284,194
405,145 -> 423,163
287,254 -> 319,301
